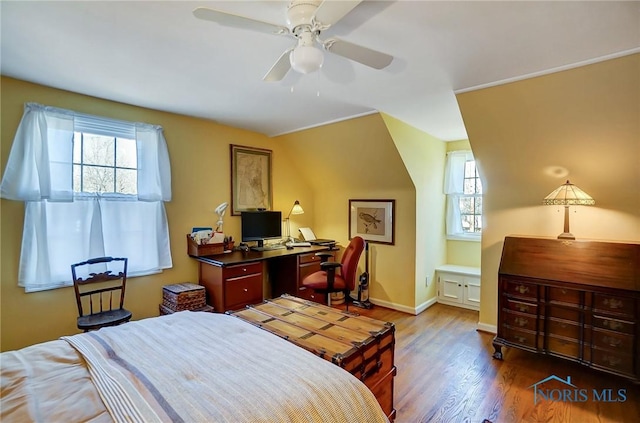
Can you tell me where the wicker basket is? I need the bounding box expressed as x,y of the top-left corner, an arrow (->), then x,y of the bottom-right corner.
162,282 -> 206,311
187,234 -> 225,256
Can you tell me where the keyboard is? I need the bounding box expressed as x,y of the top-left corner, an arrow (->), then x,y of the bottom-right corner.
251,245 -> 286,252
286,242 -> 311,247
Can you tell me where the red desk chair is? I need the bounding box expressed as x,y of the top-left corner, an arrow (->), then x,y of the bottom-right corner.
301,236 -> 365,311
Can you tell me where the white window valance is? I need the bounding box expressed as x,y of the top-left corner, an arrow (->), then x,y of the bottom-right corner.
0,102 -> 171,202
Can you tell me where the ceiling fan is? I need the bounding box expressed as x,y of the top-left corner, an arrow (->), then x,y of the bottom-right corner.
193,0 -> 393,82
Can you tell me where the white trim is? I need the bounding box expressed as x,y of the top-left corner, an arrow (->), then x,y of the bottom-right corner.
455,48 -> 640,94
369,296 -> 437,315
476,322 -> 497,334
446,234 -> 481,242
269,110 -> 378,137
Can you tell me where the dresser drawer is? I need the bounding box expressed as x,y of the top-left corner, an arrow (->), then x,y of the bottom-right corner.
592,328 -> 635,352
503,327 -> 537,349
504,298 -> 538,315
224,261 -> 262,279
548,287 -> 580,305
504,280 -> 537,300
592,349 -> 635,376
548,306 -> 580,322
225,274 -> 263,310
593,294 -> 635,318
547,335 -> 580,359
547,318 -> 580,340
593,315 -> 635,335
503,311 -> 537,331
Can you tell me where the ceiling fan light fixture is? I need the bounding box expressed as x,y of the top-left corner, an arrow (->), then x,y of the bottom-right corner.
289,45 -> 324,74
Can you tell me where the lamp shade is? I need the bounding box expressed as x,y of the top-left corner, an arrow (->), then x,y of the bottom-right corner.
543,180 -> 595,206
543,180 -> 594,240
289,200 -> 304,216
289,45 -> 323,74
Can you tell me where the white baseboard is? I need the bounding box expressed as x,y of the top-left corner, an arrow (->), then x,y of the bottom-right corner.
369,296 -> 437,315
476,322 -> 497,334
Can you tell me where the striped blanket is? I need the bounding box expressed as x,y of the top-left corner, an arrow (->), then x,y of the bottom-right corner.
61,311 -> 388,423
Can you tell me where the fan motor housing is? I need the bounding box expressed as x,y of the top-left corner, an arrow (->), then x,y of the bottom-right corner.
287,0 -> 321,30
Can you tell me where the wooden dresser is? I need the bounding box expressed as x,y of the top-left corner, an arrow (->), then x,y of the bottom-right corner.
493,236 -> 640,383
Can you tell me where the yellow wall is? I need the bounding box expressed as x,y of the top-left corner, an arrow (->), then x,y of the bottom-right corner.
457,54 -> 640,331
0,77 -> 310,351
275,114 -> 419,312
379,114 -> 446,311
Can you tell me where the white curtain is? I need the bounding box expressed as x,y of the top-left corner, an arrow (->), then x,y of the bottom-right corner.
444,150 -> 473,237
0,103 -> 172,292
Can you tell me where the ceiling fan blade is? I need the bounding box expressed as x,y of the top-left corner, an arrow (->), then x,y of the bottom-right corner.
323,38 -> 393,70
263,48 -> 294,82
313,1 -> 362,26
193,7 -> 289,36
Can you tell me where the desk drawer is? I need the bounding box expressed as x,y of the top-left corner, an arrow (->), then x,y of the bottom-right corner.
299,252 -> 325,265
593,294 -> 635,318
224,261 -> 262,279
547,335 -> 580,359
503,311 -> 537,331
593,315 -> 635,335
504,298 -> 538,315
548,287 -> 581,306
504,280 -> 538,300
225,274 -> 263,310
297,286 -> 327,304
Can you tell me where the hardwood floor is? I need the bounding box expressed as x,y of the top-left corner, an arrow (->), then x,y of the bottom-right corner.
348,302 -> 640,423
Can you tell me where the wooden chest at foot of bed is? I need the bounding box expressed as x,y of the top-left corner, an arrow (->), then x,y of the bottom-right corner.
228,294 -> 396,421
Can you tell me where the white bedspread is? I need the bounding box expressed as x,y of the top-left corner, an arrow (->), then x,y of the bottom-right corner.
2,311 -> 388,423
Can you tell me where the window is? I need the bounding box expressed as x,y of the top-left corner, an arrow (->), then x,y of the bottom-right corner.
444,150 -> 482,240
459,159 -> 483,234
0,103 -> 172,292
73,133 -> 137,195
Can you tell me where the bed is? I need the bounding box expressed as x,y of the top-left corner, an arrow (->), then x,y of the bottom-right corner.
1,311 -> 389,422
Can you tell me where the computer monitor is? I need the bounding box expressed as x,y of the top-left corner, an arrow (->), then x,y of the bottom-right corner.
241,211 -> 283,251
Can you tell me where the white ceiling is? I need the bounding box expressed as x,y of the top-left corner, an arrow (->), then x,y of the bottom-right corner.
1,1 -> 638,141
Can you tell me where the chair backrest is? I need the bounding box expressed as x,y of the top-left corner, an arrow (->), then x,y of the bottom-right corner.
340,236 -> 365,291
71,257 -> 128,317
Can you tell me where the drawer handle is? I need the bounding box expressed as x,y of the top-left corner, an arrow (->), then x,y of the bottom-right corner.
602,320 -> 623,331
603,355 -> 622,367
602,336 -> 622,348
516,285 -> 529,294
515,335 -> 527,344
603,298 -> 623,309
243,288 -> 248,292
516,304 -> 530,313
514,317 -> 529,327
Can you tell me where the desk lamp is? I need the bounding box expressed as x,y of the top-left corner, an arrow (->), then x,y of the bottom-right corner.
284,200 -> 304,241
543,180 -> 594,240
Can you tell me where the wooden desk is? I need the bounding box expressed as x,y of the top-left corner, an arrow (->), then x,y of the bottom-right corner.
193,245 -> 334,312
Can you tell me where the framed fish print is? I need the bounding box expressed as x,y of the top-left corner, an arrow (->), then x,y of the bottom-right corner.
349,199 -> 395,245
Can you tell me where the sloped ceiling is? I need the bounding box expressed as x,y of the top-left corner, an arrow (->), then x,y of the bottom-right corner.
1,1 -> 638,140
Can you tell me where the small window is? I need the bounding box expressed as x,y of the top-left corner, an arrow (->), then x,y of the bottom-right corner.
73,133 -> 137,195
459,160 -> 482,234
444,150 -> 482,241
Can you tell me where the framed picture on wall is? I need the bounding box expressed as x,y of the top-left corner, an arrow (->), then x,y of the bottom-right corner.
230,144 -> 272,216
349,199 -> 395,245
